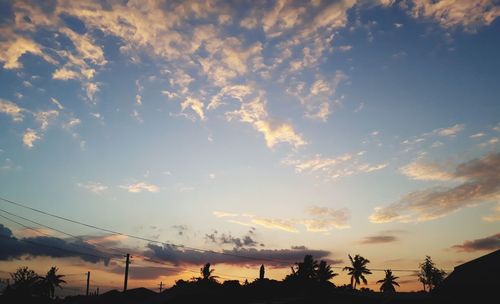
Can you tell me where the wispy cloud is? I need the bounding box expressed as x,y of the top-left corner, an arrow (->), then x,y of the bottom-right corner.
120,182 -> 160,193
226,95 -> 305,149
78,181 -> 108,194
370,152 -> 500,223
215,206 -> 350,233
283,151 -> 387,181
400,161 -> 455,181
435,123 -> 465,137
0,98 -> 24,122
360,235 -> 398,244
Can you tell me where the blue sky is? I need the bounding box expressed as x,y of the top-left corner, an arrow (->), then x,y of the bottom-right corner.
0,0 -> 499,292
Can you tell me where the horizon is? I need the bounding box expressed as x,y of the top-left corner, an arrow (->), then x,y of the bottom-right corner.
0,0 -> 499,297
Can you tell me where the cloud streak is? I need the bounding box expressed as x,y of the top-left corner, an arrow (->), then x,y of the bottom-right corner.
371,152 -> 500,223
451,233 -> 500,252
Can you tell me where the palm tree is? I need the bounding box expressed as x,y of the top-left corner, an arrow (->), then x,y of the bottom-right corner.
42,267 -> 66,298
315,260 -> 337,283
296,255 -> 318,280
377,269 -> 399,293
200,263 -> 218,282
343,254 -> 372,289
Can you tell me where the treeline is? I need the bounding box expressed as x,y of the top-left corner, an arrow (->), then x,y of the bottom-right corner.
174,253 -> 446,293
1,253 -> 447,301
2,266 -> 66,299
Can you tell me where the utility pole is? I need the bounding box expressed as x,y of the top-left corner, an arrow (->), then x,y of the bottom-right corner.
86,271 -> 90,296
123,253 -> 131,292
159,281 -> 163,293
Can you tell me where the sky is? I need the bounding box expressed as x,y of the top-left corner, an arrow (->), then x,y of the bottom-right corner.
0,0 -> 499,295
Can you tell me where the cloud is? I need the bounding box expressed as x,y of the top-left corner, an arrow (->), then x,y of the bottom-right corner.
144,243 -> 332,267
22,128 -> 41,148
406,0 -> 500,31
78,181 -> 108,193
213,211 -> 241,218
435,123 -> 465,136
400,161 -> 455,181
337,45 -> 353,52
180,97 -> 205,121
216,206 -> 350,233
470,132 -> 486,138
451,233 -> 500,252
302,206 -> 350,231
370,152 -> 500,223
205,230 -> 260,248
360,235 -> 398,244
226,95 -> 305,149
60,27 -> 107,66
208,85 -> 253,110
0,36 -> 55,69
120,182 -> 160,193
283,151 -> 387,181
251,218 -> 299,233
0,224 -> 110,265
0,98 -> 24,122
483,204 -> 500,222
50,97 -> 64,110
34,110 -> 59,130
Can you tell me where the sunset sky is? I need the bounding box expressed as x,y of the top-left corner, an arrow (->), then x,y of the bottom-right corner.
0,0 -> 499,295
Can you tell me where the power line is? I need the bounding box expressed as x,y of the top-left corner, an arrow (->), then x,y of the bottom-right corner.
0,196 -> 291,264
0,208 -> 250,281
0,196 -> 444,273
0,213 -> 118,263
0,207 -> 125,258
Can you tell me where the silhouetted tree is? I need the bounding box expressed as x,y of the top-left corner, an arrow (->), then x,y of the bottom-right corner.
42,266 -> 66,299
9,266 -> 41,296
259,264 -> 265,280
200,263 -> 218,282
418,256 -> 446,292
315,260 -> 337,283
430,268 -> 446,290
343,254 -> 372,289
377,269 -> 399,293
294,255 -> 318,280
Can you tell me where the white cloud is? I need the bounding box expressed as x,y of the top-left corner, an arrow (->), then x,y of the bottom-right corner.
180,97 -> 205,121
50,97 -> 64,110
283,151 -> 387,181
0,99 -> 24,122
78,181 -> 108,193
213,211 -> 240,218
120,182 -> 160,193
435,123 -> 465,136
34,110 -> 59,131
251,218 -> 299,233
302,206 -> 350,230
208,85 -> 253,110
0,36 -> 56,69
400,161 -> 455,181
337,44 -> 353,52
215,206 -> 350,233
22,128 -> 40,148
227,96 -> 305,149
406,0 -> 500,31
